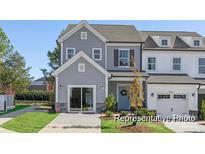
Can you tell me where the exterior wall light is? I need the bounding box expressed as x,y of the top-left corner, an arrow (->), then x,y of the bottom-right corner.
151,93 -> 154,97
59,84 -> 63,88
192,93 -> 195,97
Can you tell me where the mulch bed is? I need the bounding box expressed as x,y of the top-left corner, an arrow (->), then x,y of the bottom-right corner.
119,124 -> 151,133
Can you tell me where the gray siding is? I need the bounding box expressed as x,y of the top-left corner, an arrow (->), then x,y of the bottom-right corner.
57,57 -> 106,112
62,27 -> 105,67
107,46 -> 141,71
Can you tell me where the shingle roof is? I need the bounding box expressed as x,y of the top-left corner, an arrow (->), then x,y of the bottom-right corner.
141,31 -> 205,51
110,71 -> 149,78
60,24 -> 144,43
147,74 -> 199,84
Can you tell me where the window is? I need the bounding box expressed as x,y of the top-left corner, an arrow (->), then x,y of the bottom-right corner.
119,49 -> 130,67
199,58 -> 205,74
92,48 -> 102,60
81,32 -> 87,40
78,63 -> 85,72
173,94 -> 187,99
173,57 -> 181,71
161,39 -> 168,46
66,48 -> 76,59
158,94 -> 170,99
194,40 -> 200,46
148,57 -> 156,70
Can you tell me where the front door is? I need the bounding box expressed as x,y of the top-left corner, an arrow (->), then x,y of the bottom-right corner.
118,85 -> 130,110
68,85 -> 96,112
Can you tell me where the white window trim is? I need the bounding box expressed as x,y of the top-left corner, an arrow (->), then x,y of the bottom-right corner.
118,48 -> 130,68
192,38 -> 203,47
92,48 -> 102,61
147,57 -> 157,71
161,39 -> 168,47
81,32 -> 87,40
172,57 -> 182,72
66,48 -> 76,60
199,58 -> 205,74
78,63 -> 85,72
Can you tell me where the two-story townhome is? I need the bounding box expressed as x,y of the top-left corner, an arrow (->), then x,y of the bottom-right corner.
52,21 -> 205,117
52,21 -> 148,113
141,31 -> 205,116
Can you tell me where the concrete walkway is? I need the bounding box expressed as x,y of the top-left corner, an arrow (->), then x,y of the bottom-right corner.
164,121 -> 205,133
40,113 -> 101,133
0,105 -> 39,133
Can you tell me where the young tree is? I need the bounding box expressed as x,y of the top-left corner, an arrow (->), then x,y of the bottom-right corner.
128,57 -> 144,112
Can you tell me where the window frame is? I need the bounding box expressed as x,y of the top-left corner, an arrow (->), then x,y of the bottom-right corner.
66,48 -> 76,60
199,58 -> 205,74
147,57 -> 156,71
81,32 -> 87,40
157,94 -> 171,100
161,39 -> 168,46
193,40 -> 200,47
173,57 -> 181,71
92,48 -> 102,61
118,49 -> 130,67
78,63 -> 85,72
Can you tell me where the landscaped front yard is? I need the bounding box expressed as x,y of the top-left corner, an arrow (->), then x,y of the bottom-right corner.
1,112 -> 59,133
101,118 -> 174,133
0,104 -> 30,116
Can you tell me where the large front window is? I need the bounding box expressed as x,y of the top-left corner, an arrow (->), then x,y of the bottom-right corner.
199,58 -> 205,74
148,57 -> 156,70
173,57 -> 181,71
119,49 -> 130,66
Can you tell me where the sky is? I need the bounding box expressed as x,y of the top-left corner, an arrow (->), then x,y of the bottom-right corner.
0,20 -> 205,80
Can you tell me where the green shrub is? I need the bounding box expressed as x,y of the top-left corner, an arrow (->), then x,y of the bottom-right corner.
15,90 -> 51,101
105,111 -> 113,117
105,94 -> 116,112
200,100 -> 205,120
120,111 -> 129,116
134,107 -> 155,116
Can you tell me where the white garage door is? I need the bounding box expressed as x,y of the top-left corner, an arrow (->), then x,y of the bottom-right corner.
156,94 -> 188,117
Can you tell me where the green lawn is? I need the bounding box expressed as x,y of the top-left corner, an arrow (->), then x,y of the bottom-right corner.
1,112 -> 59,133
0,105 -> 30,116
101,119 -> 174,133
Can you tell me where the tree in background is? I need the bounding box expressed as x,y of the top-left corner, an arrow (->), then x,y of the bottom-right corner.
41,42 -> 60,110
0,27 -> 32,95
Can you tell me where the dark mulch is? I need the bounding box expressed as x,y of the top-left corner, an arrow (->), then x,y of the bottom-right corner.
119,124 -> 151,133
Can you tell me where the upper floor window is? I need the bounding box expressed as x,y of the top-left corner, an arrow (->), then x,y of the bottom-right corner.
119,49 -> 130,67
199,58 -> 205,74
161,39 -> 168,46
81,32 -> 87,40
92,48 -> 102,61
66,48 -> 76,60
194,40 -> 200,47
173,57 -> 181,71
148,57 -> 156,70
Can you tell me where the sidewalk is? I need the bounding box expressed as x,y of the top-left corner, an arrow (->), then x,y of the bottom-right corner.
0,105 -> 39,133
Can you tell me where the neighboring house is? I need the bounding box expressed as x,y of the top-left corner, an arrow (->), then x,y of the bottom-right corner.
29,77 -> 46,91
52,21 -> 205,117
141,31 -> 205,116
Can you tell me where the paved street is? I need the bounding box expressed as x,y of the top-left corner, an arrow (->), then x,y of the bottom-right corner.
40,113 -> 101,133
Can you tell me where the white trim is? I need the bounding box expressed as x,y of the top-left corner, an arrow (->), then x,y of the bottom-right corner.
55,77 -> 58,102
65,48 -> 76,60
67,85 -> 96,113
60,42 -> 63,65
78,63 -> 85,72
80,32 -> 87,40
110,77 -> 134,81
106,43 -> 141,46
52,51 -> 111,77
118,48 -> 130,67
58,21 -> 108,43
116,84 -> 130,110
105,76 -> 108,98
92,48 -> 102,61
105,44 -> 107,69
171,56 -> 183,72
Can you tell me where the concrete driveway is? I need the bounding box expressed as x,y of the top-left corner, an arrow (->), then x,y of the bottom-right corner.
40,113 -> 101,133
164,121 -> 205,133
